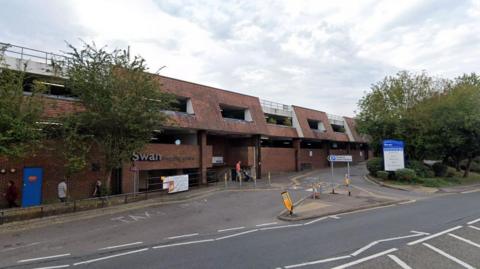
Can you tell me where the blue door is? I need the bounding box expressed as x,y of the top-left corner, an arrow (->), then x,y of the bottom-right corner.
21,167 -> 43,207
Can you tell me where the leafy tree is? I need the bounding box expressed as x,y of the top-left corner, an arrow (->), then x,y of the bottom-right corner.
59,43 -> 174,190
356,71 -> 443,158
0,45 -> 45,159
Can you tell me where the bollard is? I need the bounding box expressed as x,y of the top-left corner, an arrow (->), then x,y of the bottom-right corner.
0,211 -> 4,225
224,173 -> 228,188
268,172 -> 271,186
40,206 -> 44,218
254,175 -> 257,188
239,173 -> 242,187
124,194 -> 128,204
312,183 -> 316,199
73,200 -> 77,212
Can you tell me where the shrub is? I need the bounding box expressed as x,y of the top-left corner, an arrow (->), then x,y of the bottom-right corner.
367,157 -> 384,176
421,178 -> 451,188
407,160 -> 433,178
394,168 -> 416,181
432,162 -> 448,177
376,171 -> 389,180
446,167 -> 456,177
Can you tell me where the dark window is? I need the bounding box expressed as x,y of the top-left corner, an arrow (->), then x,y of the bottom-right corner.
265,114 -> 292,126
220,105 -> 246,120
308,119 -> 318,129
171,97 -> 188,113
331,124 -> 345,133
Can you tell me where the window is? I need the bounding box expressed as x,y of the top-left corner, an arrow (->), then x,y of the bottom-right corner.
171,97 -> 194,114
265,114 -> 293,126
331,124 -> 345,133
220,104 -> 251,121
308,119 -> 326,132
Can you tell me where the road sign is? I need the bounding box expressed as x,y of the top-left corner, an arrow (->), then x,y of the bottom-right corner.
281,191 -> 293,215
327,155 -> 352,162
383,140 -> 405,171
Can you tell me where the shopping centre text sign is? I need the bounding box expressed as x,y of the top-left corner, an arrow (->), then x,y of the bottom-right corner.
327,155 -> 353,162
383,140 -> 405,171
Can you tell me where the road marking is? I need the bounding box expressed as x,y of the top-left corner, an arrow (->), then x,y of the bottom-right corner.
329,215 -> 340,219
283,255 -> 351,268
411,231 -> 430,235
338,204 -> 396,215
467,217 -> 480,225
468,225 -> 480,231
33,265 -> 70,269
260,224 -> 303,231
73,248 -> 149,266
1,242 -> 41,252
399,200 -> 416,205
332,248 -> 398,269
407,226 -> 462,245
303,217 -> 327,225
461,189 -> 480,194
153,239 -> 214,249
217,226 -> 245,233
422,243 -> 475,269
18,253 -> 71,263
98,242 -> 143,250
167,233 -> 199,240
216,229 -> 258,240
255,222 -> 278,227
352,232 -> 427,256
449,233 -> 480,248
388,254 -> 412,269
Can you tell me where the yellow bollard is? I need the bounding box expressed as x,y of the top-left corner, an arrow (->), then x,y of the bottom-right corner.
344,174 -> 351,196
268,172 -> 271,186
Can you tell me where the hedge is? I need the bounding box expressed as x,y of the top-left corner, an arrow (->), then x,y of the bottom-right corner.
376,171 -> 389,180
395,168 -> 416,181
367,157 -> 384,176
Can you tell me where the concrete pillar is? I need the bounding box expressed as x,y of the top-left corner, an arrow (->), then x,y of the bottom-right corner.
198,130 -> 207,185
254,135 -> 262,179
293,139 -> 301,172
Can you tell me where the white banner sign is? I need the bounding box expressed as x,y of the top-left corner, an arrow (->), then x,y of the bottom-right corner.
163,174 -> 189,193
328,155 -> 353,162
383,140 -> 405,171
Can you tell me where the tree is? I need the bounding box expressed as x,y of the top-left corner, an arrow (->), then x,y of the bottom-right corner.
356,71 -> 442,158
0,45 -> 45,159
60,43 -> 174,190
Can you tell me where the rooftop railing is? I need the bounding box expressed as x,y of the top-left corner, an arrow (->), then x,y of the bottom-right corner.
260,99 -> 292,112
0,42 -> 68,66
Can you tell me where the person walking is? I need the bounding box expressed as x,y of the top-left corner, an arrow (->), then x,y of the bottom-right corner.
235,161 -> 242,182
93,179 -> 102,197
3,180 -> 19,208
58,179 -> 67,203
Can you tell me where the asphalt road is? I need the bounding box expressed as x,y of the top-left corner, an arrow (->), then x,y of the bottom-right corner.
1,165 -> 479,269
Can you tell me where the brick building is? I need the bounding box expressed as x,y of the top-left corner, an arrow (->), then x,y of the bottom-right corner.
0,43 -> 369,207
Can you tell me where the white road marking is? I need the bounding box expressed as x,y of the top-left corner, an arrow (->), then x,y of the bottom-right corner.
303,217 -> 327,225
283,255 -> 351,268
332,248 -> 398,269
352,231 -> 427,256
217,226 -> 245,233
260,224 -> 303,231
33,265 -> 70,269
467,217 -> 480,225
388,254 -> 412,269
449,233 -> 480,248
98,242 -> 143,250
167,233 -> 199,240
407,226 -> 462,245
468,225 -> 480,231
153,239 -> 214,249
215,229 -> 258,240
410,231 -> 430,235
422,243 -> 475,269
73,248 -> 149,266
338,204 -> 396,215
461,189 -> 480,194
399,200 -> 416,205
329,215 -> 340,219
18,253 -> 71,263
255,222 -> 278,227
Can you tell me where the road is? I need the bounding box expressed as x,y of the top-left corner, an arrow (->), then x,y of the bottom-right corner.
1,164 -> 479,269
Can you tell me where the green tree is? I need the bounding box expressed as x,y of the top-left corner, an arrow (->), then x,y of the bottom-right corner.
356,71 -> 443,158
0,45 -> 45,158
60,43 -> 174,190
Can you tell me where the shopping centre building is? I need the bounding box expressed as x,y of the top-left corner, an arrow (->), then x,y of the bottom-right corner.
0,43 -> 370,206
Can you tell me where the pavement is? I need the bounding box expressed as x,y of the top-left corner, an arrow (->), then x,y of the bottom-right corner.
1,163 -> 479,269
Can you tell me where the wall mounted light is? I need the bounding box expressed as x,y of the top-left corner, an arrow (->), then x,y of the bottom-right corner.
9,168 -> 16,173
0,168 -> 6,174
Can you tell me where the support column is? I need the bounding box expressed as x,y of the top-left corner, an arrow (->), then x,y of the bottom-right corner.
293,139 -> 301,172
254,135 -> 262,179
198,130 -> 207,185
347,143 -> 351,154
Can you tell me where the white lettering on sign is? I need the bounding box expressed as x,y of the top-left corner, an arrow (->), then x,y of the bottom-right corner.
328,155 -> 353,162
132,153 -> 162,161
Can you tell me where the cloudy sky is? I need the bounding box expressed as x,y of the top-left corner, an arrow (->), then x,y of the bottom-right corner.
1,0 -> 479,116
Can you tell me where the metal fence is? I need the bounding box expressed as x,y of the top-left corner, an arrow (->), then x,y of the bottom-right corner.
260,99 -> 292,112
0,42 -> 68,66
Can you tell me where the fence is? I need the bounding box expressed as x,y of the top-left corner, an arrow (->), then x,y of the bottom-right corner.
0,42 -> 68,66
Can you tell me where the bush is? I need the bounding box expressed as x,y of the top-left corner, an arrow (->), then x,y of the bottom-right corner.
376,171 -> 389,180
407,160 -> 433,178
446,167 -> 456,177
421,178 -> 450,188
367,157 -> 384,176
394,168 -> 416,181
432,162 -> 448,177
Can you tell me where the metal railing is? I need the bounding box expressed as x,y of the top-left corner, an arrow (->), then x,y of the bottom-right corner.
260,99 -> 292,112
0,42 -> 68,66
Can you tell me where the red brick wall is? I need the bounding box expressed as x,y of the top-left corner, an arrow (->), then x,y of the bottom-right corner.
292,106 -> 350,142
299,148 -> 329,169
0,142 -> 103,208
261,148 -> 296,175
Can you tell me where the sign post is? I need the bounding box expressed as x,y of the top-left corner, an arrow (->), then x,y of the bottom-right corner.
383,140 -> 405,171
327,155 -> 353,194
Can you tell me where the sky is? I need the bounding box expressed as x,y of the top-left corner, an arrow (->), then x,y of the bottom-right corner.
1,0 -> 479,116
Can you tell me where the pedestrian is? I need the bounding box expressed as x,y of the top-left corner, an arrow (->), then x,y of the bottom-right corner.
93,179 -> 102,197
3,180 -> 19,208
58,179 -> 67,203
235,161 -> 242,182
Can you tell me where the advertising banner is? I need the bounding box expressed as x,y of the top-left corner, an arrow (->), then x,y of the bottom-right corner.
163,174 -> 189,193
383,140 -> 405,171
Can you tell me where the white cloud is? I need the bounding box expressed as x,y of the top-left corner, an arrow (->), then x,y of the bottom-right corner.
0,0 -> 479,116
